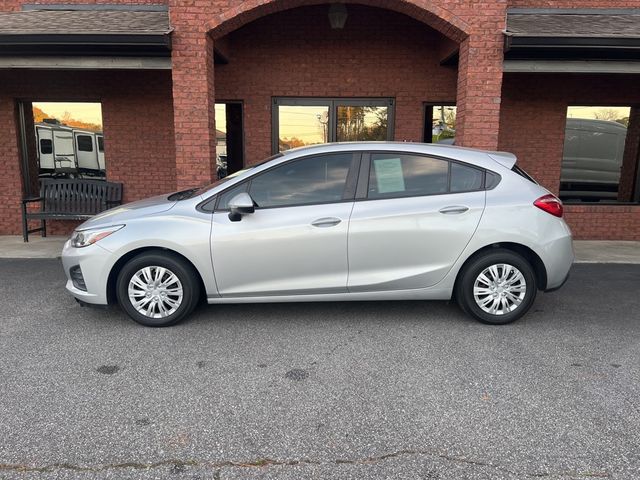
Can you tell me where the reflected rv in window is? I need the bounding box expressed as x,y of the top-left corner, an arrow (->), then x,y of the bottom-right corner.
32,102 -> 106,180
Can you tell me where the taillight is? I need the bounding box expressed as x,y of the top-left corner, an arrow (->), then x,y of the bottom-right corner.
534,194 -> 563,218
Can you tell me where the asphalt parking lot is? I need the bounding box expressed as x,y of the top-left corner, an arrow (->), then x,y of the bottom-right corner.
1,259 -> 639,479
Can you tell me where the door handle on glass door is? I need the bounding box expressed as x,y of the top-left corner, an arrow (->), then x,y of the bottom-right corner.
311,217 -> 342,228
439,206 -> 469,215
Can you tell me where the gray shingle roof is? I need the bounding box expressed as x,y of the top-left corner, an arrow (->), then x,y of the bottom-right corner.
0,10 -> 171,35
506,11 -> 640,39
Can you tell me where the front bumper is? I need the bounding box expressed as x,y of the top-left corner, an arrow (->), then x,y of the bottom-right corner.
61,239 -> 115,305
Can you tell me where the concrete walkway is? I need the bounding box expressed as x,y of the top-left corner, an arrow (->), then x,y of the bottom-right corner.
0,235 -> 639,263
0,235 -> 67,258
573,240 -> 640,264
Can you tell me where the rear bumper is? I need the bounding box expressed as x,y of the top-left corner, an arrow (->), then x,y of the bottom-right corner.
544,271 -> 570,293
539,230 -> 574,291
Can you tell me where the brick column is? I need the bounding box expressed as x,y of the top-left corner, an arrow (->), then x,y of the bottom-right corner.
0,97 -> 24,234
455,33 -> 504,151
618,107 -> 640,202
171,30 -> 216,190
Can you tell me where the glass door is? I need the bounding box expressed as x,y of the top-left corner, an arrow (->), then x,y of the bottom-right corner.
273,98 -> 394,153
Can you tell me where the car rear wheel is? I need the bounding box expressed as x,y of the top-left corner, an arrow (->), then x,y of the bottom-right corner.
456,249 -> 537,325
116,252 -> 200,327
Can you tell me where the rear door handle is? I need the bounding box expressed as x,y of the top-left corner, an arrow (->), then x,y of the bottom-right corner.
439,206 -> 469,215
311,217 -> 342,228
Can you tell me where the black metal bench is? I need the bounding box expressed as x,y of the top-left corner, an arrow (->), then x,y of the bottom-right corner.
21,179 -> 123,242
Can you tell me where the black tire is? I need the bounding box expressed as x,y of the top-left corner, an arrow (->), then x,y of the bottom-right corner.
116,251 -> 201,327
455,249 -> 537,325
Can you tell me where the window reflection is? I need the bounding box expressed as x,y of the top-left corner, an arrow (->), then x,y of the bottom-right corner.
561,106 -> 638,203
32,102 -> 105,180
275,99 -> 394,152
336,106 -> 388,142
278,105 -> 330,151
250,153 -> 352,207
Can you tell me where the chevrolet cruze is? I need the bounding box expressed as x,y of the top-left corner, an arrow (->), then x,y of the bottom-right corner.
62,143 -> 573,327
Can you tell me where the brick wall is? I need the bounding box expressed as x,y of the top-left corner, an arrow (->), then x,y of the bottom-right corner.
0,98 -> 24,235
565,205 -> 640,241
499,73 -> 640,240
0,70 -> 175,235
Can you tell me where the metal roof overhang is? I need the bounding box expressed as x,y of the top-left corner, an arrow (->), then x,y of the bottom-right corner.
504,9 -> 640,73
0,33 -> 171,58
505,35 -> 640,61
503,36 -> 640,74
0,8 -> 172,69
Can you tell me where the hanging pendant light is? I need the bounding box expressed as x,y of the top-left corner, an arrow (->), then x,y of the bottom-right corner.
328,3 -> 348,29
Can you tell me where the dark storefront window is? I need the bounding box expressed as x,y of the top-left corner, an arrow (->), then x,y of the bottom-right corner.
214,102 -> 245,179
424,104 -> 456,144
273,98 -> 394,153
561,106 -> 640,204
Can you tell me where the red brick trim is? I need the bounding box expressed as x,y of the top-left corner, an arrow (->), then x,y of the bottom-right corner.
565,204 -> 640,240
206,0 -> 470,43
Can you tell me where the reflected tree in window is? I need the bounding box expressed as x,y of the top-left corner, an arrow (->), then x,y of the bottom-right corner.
337,106 -> 388,142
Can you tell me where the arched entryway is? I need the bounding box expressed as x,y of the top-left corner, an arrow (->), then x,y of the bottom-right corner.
169,0 -> 506,188
207,0 -> 469,42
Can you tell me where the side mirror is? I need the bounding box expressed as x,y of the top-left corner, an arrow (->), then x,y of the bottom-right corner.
228,192 -> 255,222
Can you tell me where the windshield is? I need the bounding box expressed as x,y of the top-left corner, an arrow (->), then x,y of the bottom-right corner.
169,153 -> 283,200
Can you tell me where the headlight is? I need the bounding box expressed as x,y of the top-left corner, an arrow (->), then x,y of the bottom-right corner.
71,225 -> 124,248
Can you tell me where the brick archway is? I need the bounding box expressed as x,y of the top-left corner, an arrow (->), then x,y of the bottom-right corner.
206,0 -> 469,43
170,0 -> 505,190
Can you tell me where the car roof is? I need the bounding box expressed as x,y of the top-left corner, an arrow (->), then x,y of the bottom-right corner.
280,142 -> 517,171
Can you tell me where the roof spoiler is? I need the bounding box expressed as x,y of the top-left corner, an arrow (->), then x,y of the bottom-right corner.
486,151 -> 517,170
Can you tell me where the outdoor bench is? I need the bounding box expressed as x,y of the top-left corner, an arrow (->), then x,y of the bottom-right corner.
21,178 -> 123,242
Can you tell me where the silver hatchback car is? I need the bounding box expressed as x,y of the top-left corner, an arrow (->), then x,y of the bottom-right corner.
62,143 -> 573,327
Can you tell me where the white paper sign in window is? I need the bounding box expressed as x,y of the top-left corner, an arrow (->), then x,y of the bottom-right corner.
374,158 -> 405,194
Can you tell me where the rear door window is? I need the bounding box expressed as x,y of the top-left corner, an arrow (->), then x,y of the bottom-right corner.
368,154 -> 448,199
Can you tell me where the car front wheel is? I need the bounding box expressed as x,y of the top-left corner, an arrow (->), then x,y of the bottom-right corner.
116,251 -> 200,327
456,249 -> 537,325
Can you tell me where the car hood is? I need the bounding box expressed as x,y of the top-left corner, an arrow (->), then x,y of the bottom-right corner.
77,194 -> 177,230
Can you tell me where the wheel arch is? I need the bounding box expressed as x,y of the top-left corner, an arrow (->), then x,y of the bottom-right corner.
106,246 -> 207,305
455,242 -> 548,293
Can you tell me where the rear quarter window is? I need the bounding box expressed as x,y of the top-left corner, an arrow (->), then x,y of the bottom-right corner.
450,162 -> 484,192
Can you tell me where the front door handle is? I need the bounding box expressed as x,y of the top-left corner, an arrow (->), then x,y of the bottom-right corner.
439,206 -> 469,215
311,217 -> 342,228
